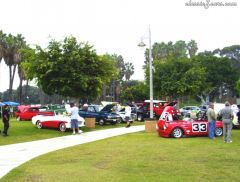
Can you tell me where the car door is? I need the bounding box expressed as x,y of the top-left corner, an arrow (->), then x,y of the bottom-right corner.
28,108 -> 39,119
87,106 -> 99,118
21,108 -> 37,120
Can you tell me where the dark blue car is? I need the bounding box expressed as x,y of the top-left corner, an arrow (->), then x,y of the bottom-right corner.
79,105 -> 121,126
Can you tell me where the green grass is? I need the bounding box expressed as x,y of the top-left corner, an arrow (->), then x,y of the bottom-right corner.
1,130 -> 240,182
0,118 -> 144,146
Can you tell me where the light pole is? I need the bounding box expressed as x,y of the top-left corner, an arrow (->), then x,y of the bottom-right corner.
138,25 -> 154,119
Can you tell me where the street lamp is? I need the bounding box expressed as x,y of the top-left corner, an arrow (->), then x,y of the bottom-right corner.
138,25 -> 154,119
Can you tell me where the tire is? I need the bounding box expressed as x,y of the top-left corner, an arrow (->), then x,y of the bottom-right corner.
215,127 -> 223,137
59,122 -> 67,132
99,119 -> 105,126
118,118 -> 123,124
171,128 -> 183,138
36,121 -> 43,129
112,121 -> 117,125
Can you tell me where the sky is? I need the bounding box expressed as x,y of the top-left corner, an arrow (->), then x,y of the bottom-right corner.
0,0 -> 240,92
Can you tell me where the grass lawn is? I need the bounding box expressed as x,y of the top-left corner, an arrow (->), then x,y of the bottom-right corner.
0,118 -> 144,146
1,128 -> 240,182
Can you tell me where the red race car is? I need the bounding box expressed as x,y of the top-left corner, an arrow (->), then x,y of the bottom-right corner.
156,106 -> 223,138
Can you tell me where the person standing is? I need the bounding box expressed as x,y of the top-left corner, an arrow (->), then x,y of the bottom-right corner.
69,103 -> 82,135
236,106 -> 240,124
125,104 -> 132,128
206,102 -> 216,139
219,101 -> 234,143
2,104 -> 10,136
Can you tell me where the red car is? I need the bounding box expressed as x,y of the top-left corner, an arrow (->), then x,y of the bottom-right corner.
15,107 -> 54,121
156,106 -> 223,138
137,100 -> 181,121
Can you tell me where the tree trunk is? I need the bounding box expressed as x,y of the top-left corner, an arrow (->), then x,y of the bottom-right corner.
19,77 -> 23,104
8,64 -> 17,101
24,80 -> 29,104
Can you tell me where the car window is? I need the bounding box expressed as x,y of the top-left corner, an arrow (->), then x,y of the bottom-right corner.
88,107 -> 95,112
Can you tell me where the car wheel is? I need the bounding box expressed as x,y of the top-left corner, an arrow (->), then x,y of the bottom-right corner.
215,127 -> 223,136
36,121 -> 43,129
171,128 -> 183,138
59,122 -> 67,132
16,116 -> 21,121
99,119 -> 104,126
118,118 -> 122,124
137,114 -> 144,121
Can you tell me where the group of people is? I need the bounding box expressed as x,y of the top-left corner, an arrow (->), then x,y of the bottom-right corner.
207,101 -> 234,143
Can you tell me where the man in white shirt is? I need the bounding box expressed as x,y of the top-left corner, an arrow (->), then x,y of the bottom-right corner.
69,103 -> 82,135
125,104 -> 132,128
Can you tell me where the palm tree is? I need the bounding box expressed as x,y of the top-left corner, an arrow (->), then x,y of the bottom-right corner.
0,30 -> 6,61
187,40 -> 198,58
17,46 -> 35,103
124,62 -> 134,81
18,64 -> 27,103
1,33 -> 26,100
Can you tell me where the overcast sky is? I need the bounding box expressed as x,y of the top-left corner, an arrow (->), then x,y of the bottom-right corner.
0,0 -> 239,92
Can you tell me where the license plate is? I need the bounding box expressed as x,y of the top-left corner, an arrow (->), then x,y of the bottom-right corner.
113,119 -> 116,121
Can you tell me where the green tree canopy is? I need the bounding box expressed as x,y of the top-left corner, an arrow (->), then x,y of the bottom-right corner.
21,36 -> 117,101
192,55 -> 239,101
120,80 -> 148,102
152,57 -> 206,99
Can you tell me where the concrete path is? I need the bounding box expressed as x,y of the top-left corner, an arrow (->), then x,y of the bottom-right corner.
0,125 -> 144,179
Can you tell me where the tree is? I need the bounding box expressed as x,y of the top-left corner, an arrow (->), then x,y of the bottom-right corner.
21,36 -> 117,102
0,32 -> 26,100
0,30 -> 6,62
236,79 -> 240,96
152,57 -> 206,99
192,55 -> 238,102
19,47 -> 37,103
151,40 -> 194,63
124,62 -> 134,81
187,40 -> 198,58
213,45 -> 240,69
120,81 -> 148,102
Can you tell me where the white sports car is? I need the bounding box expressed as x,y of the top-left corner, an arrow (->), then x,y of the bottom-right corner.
32,114 -> 85,132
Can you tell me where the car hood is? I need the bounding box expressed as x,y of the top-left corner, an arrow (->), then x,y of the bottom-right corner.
100,104 -> 115,113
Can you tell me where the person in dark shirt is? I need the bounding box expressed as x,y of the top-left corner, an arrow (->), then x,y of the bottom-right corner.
2,104 -> 10,136
237,108 -> 240,124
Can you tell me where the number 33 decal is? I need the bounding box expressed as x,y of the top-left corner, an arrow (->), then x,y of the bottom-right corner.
192,123 -> 207,132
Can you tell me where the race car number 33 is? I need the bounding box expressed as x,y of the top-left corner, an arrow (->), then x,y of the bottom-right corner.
192,123 -> 207,132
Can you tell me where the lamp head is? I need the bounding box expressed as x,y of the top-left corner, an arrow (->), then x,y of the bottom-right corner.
137,41 -> 146,47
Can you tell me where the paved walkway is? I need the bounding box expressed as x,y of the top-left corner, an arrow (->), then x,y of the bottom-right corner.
0,125 -> 144,179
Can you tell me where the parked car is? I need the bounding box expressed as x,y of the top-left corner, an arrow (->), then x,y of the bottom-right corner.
32,112 -> 85,132
156,106 -> 223,138
179,106 -> 201,117
79,104 -> 121,126
117,107 -> 137,123
15,106 -> 54,121
199,105 -> 208,112
136,100 -> 180,121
